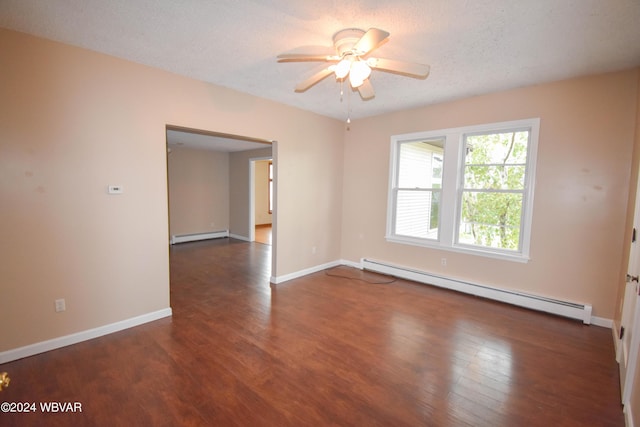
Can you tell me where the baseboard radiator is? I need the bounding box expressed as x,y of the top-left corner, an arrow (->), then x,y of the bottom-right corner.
170,230 -> 229,245
361,258 -> 593,324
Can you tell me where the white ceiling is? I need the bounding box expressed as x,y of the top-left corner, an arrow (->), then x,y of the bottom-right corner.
2,0 -> 640,125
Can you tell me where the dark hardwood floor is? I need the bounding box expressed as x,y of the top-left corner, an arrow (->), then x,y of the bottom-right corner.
0,238 -> 624,426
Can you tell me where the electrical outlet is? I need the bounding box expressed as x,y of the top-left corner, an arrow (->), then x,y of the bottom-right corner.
441,258 -> 447,267
55,298 -> 66,312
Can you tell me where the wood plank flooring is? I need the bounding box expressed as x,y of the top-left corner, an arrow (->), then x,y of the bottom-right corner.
254,224 -> 272,245
0,238 -> 624,426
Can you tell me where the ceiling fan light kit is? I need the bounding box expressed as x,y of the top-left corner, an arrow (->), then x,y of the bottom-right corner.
333,58 -> 352,79
278,27 -> 430,104
349,60 -> 372,88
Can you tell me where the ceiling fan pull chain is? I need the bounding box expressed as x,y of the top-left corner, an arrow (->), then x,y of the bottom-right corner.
346,84 -> 352,124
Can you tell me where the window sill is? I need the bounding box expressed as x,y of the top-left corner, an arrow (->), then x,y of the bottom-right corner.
385,235 -> 531,263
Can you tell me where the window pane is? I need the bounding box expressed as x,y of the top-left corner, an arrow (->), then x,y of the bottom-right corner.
464,165 -> 526,190
458,192 -> 522,250
459,128 -> 529,252
398,139 -> 444,189
465,131 -> 529,164
395,190 -> 440,239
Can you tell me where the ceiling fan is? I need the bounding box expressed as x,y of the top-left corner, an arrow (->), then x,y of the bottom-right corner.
277,28 -> 430,100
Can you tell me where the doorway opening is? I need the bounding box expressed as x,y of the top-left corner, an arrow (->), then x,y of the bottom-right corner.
250,157 -> 273,245
165,124 -> 276,282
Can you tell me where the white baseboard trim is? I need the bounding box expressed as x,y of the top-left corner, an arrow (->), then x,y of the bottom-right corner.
171,230 -> 228,244
590,316 -> 613,329
229,233 -> 250,242
340,259 -> 362,269
271,260 -> 342,284
0,308 -> 172,364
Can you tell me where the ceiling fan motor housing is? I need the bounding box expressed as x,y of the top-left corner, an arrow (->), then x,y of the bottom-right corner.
333,28 -> 366,56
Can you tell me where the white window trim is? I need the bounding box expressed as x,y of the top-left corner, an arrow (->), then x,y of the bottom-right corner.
386,118 -> 540,263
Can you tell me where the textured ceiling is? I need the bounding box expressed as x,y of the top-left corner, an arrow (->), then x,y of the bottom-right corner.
2,0 -> 640,123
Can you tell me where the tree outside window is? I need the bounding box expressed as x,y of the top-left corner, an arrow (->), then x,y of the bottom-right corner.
458,130 -> 530,251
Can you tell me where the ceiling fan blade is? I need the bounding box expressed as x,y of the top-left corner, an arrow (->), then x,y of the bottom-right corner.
352,28 -> 390,56
294,66 -> 335,92
357,79 -> 375,100
277,46 -> 338,62
366,57 -> 430,78
278,54 -> 339,62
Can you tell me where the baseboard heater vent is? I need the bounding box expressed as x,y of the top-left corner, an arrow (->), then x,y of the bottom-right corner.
361,258 -> 592,324
170,230 -> 229,245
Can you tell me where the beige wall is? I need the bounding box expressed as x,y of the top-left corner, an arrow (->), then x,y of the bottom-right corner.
254,159 -> 273,226
167,146 -> 230,236
229,147 -> 273,239
0,29 -> 343,351
342,70 -> 639,320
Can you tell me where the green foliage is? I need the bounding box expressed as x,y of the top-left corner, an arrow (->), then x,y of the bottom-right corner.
430,191 -> 440,230
459,131 -> 528,250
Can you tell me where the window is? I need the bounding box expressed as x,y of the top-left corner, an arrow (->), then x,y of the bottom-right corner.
387,118 -> 539,261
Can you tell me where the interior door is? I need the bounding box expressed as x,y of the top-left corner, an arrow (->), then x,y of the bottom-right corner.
619,177 -> 640,404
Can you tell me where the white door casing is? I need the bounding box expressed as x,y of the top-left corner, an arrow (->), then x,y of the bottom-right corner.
619,175 -> 640,405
